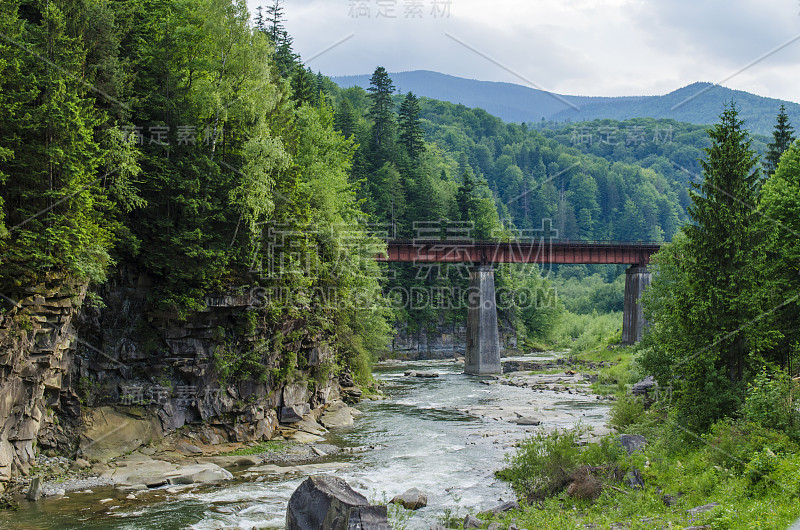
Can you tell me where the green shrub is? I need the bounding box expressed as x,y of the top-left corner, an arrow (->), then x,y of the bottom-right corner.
743,366 -> 800,439
702,418 -> 798,471
745,448 -> 779,490
496,428 -> 584,501
609,395 -> 646,430
580,434 -> 627,467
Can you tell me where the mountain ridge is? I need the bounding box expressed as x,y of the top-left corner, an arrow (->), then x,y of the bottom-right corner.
332,71 -> 799,135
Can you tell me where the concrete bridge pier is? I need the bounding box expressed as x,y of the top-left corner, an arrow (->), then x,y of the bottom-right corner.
465,265 -> 501,375
622,265 -> 652,345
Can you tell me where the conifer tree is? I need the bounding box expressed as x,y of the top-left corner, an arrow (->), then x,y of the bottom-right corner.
334,99 -> 357,139
367,66 -> 396,160
764,105 -> 795,176
642,103 -> 764,430
398,92 -> 425,160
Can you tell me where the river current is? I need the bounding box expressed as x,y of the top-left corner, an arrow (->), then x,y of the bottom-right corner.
3,353 -> 609,529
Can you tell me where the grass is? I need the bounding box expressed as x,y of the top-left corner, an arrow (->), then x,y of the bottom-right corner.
488,410 -> 800,529
223,441 -> 289,456
485,339 -> 800,530
551,311 -> 623,354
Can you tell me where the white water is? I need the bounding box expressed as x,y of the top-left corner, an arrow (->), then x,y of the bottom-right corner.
2,354 -> 610,529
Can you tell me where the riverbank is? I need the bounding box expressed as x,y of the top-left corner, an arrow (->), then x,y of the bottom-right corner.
0,352 -> 614,528
479,345 -> 800,530
0,399 -> 367,514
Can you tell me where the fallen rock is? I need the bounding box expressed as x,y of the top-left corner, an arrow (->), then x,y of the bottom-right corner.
479,500 -> 519,517
463,514 -> 482,528
512,417 -> 541,426
662,493 -> 680,506
71,458 -> 91,470
281,404 -> 311,424
390,487 -> 428,510
26,476 -> 42,501
625,467 -> 644,489
320,402 -> 355,429
631,376 -> 656,396
289,430 -> 324,444
163,463 -> 233,485
286,475 -> 390,530
618,434 -> 647,455
79,407 -> 162,461
177,441 -> 204,454
341,387 -> 363,404
687,502 -> 720,516
296,416 -> 327,436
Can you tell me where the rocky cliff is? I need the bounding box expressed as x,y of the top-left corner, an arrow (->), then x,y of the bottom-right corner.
389,320 -> 518,360
0,270 -> 351,487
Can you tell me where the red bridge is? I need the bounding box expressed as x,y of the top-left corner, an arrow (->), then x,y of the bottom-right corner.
377,240 -> 662,374
377,240 -> 662,266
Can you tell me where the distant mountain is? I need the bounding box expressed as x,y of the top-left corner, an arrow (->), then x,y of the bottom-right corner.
332,71 -> 800,136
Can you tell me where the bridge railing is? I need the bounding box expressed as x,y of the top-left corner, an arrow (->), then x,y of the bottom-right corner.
385,239 -> 664,247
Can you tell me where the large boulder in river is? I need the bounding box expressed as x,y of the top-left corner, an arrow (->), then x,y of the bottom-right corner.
319,402 -> 355,429
390,487 -> 427,510
286,475 -> 390,530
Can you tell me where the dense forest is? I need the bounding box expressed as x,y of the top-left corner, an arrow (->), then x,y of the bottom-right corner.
1,0 -> 797,376
0,0 -> 390,383
494,104 -> 800,530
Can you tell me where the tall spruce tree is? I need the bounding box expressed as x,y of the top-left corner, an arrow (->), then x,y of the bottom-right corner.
764,105 -> 795,176
366,66 -> 395,163
642,103 -> 765,430
398,92 -> 425,160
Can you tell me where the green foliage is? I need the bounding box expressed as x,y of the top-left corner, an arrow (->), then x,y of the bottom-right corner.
494,417 -> 800,529
759,141 -> 800,372
398,92 -> 425,160
608,395 -> 646,430
552,311 -> 622,353
742,367 -> 800,438
764,105 -> 795,176
224,440 -> 288,456
496,428 -> 584,501
642,104 -> 768,432
553,273 -> 625,314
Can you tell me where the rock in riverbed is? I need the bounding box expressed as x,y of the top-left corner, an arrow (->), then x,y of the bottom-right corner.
286,475 -> 390,530
390,487 -> 427,510
320,402 -> 355,429
404,370 -> 439,378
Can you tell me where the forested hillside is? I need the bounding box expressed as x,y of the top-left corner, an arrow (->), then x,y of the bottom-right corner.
0,0 -> 389,382
333,84 -> 694,244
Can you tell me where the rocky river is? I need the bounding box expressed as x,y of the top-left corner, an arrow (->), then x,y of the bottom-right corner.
0,352 -> 611,529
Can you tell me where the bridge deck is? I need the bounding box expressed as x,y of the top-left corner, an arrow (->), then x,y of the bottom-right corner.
377,240 -> 662,266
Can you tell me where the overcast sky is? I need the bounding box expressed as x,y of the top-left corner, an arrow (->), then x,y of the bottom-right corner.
245,0 -> 800,102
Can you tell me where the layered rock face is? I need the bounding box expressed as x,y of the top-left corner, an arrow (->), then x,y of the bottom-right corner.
0,270 -> 344,486
0,275 -> 86,483
390,321 -> 517,360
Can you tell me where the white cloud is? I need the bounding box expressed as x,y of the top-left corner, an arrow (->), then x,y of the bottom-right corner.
247,0 -> 800,103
